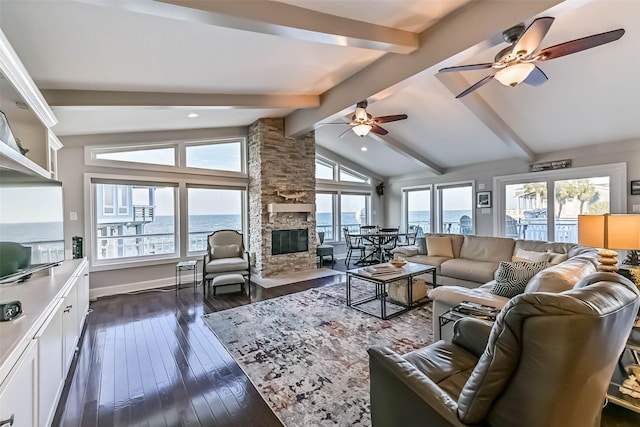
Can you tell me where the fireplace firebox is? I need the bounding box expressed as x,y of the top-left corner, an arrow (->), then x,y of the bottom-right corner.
272,229 -> 308,255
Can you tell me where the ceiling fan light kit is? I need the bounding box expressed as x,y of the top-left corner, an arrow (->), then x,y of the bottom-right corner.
320,99 -> 408,139
353,123 -> 372,137
438,16 -> 624,98
494,62 -> 535,87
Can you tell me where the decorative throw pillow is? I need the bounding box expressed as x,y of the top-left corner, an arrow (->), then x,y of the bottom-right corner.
392,246 -> 419,257
491,261 -> 548,298
427,236 -> 454,258
547,251 -> 569,265
512,248 -> 550,263
416,237 -> 427,255
212,244 -> 240,259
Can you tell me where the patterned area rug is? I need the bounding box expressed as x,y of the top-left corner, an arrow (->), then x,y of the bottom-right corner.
202,281 -> 433,426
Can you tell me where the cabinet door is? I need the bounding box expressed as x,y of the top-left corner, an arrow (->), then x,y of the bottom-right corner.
77,264 -> 89,326
62,280 -> 79,372
0,341 -> 38,427
35,299 -> 65,427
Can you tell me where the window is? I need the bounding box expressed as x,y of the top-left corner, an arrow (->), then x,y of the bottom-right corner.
316,192 -> 335,240
87,138 -> 247,176
95,147 -> 175,166
339,166 -> 369,184
185,141 -> 243,172
403,187 -> 431,234
315,155 -> 372,240
187,187 -> 244,254
316,158 -> 335,180
495,163 -> 625,243
437,183 -> 474,234
340,193 -> 370,233
117,186 -> 129,215
93,181 -> 177,262
101,184 -> 115,215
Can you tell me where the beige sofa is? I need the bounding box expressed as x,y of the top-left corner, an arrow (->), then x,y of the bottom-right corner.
392,233 -> 599,340
394,233 -> 580,288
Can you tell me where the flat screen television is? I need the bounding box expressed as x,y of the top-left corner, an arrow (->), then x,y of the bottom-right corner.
0,167 -> 64,283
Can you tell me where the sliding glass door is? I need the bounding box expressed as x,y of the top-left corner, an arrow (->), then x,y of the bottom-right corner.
495,164 -> 625,243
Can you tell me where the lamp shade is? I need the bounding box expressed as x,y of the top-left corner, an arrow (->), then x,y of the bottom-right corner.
578,214 -> 640,250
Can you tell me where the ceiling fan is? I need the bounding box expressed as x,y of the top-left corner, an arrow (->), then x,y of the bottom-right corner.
321,100 -> 408,138
438,17 -> 625,98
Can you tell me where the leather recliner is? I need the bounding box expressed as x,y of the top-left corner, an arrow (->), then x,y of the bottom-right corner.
368,272 -> 639,427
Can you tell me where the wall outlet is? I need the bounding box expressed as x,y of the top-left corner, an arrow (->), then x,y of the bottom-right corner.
633,204 -> 640,213
69,211 -> 78,221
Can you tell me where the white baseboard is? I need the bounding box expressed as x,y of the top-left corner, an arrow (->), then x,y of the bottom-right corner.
90,277 -> 177,300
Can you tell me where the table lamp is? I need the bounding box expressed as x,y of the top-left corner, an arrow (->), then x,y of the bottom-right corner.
578,214 -> 640,272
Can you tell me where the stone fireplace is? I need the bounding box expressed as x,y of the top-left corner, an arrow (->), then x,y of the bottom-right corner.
248,118 -> 317,278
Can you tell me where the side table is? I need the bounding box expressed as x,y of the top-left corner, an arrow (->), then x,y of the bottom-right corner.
439,302 -> 498,340
176,260 -> 198,292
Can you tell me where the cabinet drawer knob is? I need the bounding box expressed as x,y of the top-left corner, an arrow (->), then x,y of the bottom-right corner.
0,414 -> 14,426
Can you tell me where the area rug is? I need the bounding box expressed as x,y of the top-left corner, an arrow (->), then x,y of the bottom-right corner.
202,281 -> 433,426
251,268 -> 344,288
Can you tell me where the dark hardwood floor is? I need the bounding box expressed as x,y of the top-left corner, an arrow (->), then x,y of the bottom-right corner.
53,259 -> 640,426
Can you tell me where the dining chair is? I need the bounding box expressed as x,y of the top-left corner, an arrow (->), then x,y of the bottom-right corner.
379,227 -> 399,262
343,227 -> 367,266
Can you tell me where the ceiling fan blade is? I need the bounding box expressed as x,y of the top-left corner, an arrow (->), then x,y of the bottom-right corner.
373,114 -> 407,124
370,124 -> 388,136
523,66 -> 548,86
338,128 -> 353,138
455,75 -> 494,99
536,28 -> 625,61
439,63 -> 494,73
513,17 -> 555,56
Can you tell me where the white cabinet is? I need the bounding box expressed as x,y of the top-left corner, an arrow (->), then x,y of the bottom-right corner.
0,259 -> 89,427
62,281 -> 79,372
0,341 -> 38,427
35,300 -> 65,427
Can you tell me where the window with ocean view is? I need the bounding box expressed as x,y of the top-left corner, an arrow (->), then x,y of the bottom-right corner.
404,187 -> 431,235
437,183 -> 473,234
341,194 -> 370,233
94,182 -> 177,262
316,193 -> 335,240
187,187 -> 244,254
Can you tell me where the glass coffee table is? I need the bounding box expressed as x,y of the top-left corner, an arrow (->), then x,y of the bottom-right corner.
346,262 -> 436,320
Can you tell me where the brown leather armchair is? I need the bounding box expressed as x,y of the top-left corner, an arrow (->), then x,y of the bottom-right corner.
368,272 -> 639,427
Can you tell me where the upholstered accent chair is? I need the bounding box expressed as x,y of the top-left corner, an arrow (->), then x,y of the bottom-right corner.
368,272 -> 639,427
202,230 -> 250,296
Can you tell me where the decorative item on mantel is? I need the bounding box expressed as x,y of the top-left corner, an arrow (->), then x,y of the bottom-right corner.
275,190 -> 306,203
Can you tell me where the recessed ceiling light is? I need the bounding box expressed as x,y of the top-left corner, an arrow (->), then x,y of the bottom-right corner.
187,112 -> 199,118
361,146 -> 367,152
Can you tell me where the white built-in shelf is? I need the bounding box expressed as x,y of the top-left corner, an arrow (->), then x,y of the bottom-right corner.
0,140 -> 51,178
267,203 -> 315,221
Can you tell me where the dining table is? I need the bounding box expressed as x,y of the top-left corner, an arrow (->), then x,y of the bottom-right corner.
349,231 -> 414,265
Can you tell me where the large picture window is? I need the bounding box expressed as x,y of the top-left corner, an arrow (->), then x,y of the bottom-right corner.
403,187 -> 431,234
436,183 -> 474,234
316,192 -> 335,240
341,193 -> 370,233
187,187 -> 244,254
94,181 -> 177,262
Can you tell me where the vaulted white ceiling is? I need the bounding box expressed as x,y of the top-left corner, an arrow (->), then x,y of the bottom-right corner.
1,0 -> 638,179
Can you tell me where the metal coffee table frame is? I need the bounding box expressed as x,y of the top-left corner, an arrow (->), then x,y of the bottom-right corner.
346,262 -> 436,320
